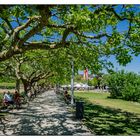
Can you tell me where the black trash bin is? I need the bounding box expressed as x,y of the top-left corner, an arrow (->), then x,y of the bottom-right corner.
76,101 -> 84,119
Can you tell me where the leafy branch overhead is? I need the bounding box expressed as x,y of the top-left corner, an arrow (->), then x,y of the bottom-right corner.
0,5 -> 139,66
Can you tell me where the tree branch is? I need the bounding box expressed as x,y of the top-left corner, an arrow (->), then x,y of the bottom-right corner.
1,17 -> 13,31
11,6 -> 51,48
18,7 -> 51,47
108,7 -> 132,21
61,26 -> 75,43
30,71 -> 53,84
14,16 -> 41,33
23,41 -> 70,50
1,25 -> 9,35
47,24 -> 68,29
16,17 -> 22,26
74,31 -> 110,39
12,16 -> 41,47
0,41 -> 70,62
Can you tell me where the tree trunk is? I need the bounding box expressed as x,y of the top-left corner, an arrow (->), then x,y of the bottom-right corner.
21,79 -> 29,94
23,82 -> 28,94
15,78 -> 20,93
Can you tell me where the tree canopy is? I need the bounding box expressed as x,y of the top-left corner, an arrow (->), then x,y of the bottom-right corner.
0,5 -> 139,66
0,5 -> 140,90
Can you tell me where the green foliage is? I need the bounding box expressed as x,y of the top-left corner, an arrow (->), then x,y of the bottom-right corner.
106,70 -> 140,102
121,73 -> 140,102
0,5 -> 140,89
88,77 -> 98,86
0,76 -> 15,83
74,74 -> 88,84
0,5 -> 140,65
100,74 -> 109,87
75,75 -> 84,83
106,71 -> 126,98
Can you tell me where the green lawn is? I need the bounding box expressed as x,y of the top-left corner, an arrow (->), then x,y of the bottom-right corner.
0,82 -> 15,89
75,92 -> 140,115
74,91 -> 140,135
0,82 -> 15,86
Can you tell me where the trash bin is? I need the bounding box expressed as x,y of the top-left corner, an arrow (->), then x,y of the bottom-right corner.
76,101 -> 84,119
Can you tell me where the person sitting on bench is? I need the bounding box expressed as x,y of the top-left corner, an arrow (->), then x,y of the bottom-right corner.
64,90 -> 71,102
3,91 -> 14,106
14,90 -> 20,105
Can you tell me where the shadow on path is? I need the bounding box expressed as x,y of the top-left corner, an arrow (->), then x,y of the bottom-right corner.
0,91 -> 92,136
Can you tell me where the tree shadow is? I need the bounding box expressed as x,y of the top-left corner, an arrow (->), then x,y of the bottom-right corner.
0,102 -> 91,135
79,98 -> 140,135
0,113 -> 9,135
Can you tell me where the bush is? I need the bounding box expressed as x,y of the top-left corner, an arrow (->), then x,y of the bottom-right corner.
106,70 -> 140,102
106,70 -> 126,98
121,73 -> 140,101
88,77 -> 98,86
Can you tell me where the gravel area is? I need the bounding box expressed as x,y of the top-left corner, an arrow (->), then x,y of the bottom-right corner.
0,90 -> 93,136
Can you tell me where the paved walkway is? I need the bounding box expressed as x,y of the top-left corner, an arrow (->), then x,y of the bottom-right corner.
0,90 -> 93,135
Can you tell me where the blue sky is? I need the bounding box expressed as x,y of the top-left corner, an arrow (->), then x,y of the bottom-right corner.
6,5 -> 140,74
106,55 -> 140,74
79,5 -> 140,74
79,55 -> 140,75
106,5 -> 140,74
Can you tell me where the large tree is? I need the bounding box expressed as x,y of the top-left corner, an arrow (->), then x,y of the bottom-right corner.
12,51 -> 55,93
0,5 -> 139,67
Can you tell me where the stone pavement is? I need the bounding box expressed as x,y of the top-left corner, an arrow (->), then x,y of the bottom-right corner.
0,90 -> 93,136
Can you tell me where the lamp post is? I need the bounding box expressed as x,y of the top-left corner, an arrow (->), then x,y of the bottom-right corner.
71,58 -> 74,105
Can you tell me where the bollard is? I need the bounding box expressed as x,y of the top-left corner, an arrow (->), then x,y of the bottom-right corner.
76,101 -> 84,119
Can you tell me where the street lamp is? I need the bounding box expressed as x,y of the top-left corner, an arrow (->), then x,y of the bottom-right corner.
71,58 -> 74,105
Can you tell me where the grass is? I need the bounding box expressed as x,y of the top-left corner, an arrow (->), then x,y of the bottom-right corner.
0,83 -> 15,86
75,92 -> 140,115
0,82 -> 15,89
74,91 -> 140,135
